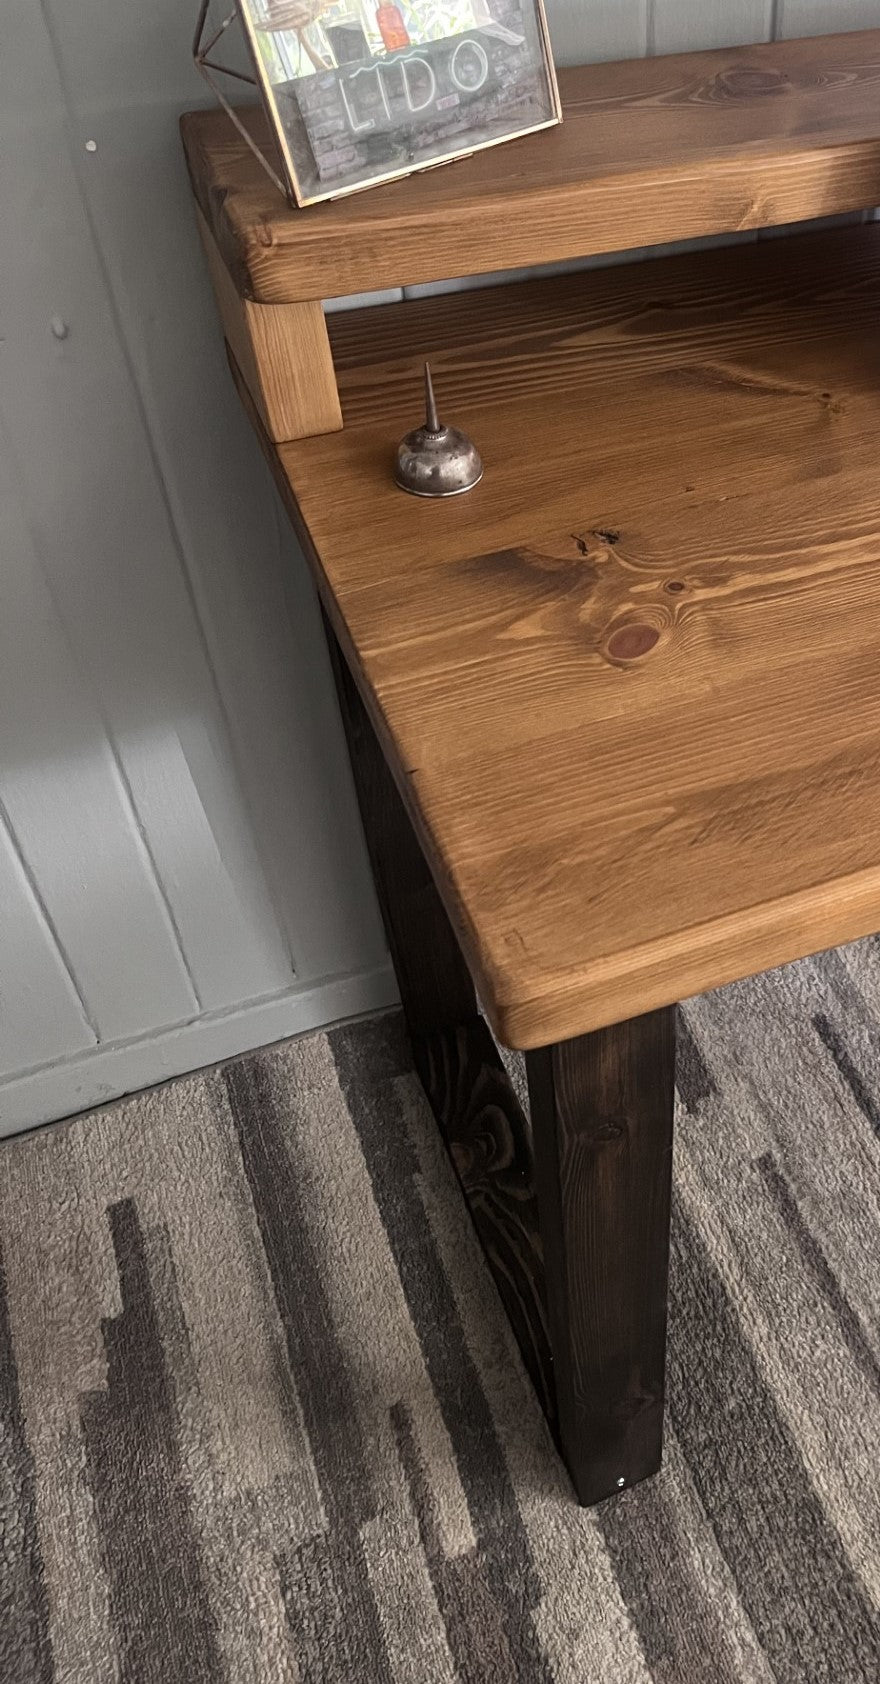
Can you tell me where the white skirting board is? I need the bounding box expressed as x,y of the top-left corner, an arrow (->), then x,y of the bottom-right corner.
0,965 -> 399,1140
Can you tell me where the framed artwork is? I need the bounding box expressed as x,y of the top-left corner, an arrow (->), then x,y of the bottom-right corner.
234,0 -> 561,206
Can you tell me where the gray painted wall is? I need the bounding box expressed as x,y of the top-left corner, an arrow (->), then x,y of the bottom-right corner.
2,0 -> 877,1134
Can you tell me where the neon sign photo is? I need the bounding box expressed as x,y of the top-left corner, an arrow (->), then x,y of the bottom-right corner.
234,0 -> 561,205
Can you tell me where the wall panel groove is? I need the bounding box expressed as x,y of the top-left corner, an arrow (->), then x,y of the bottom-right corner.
0,799 -> 98,1071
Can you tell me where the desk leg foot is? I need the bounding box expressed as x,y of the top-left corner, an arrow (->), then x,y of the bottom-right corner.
526,1013 -> 676,1505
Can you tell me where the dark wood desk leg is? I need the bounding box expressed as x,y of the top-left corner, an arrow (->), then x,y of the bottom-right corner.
324,617 -> 674,1505
323,618 -> 555,1417
526,1011 -> 676,1505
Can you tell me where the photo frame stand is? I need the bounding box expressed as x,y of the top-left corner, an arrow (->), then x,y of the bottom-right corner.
194,0 -> 560,207
193,0 -> 290,200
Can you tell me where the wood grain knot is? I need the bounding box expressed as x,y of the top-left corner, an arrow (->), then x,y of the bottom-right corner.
606,624 -> 660,662
612,1386 -> 660,1425
591,1120 -> 625,1144
572,528 -> 621,559
717,66 -> 789,100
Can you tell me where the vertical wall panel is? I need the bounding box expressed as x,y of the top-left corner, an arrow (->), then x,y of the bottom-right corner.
0,0 -> 395,1127
37,0 -> 391,989
0,448 -> 197,1041
652,2 -> 773,54
546,0 -> 648,66
774,1 -> 880,37
3,5 -> 305,1015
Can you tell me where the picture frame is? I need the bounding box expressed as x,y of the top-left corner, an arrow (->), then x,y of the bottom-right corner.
228,0 -> 561,207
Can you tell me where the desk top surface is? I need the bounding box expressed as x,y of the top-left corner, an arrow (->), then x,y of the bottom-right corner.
258,225 -> 880,1048
183,30 -> 880,304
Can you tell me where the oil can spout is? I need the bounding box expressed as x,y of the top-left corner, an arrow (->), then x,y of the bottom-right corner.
424,362 -> 441,434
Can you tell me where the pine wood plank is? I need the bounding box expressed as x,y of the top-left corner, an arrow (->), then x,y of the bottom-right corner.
181,30 -> 880,304
323,221 -> 880,424
238,223 -> 880,1048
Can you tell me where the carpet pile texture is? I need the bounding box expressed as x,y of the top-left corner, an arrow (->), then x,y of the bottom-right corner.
1,941 -> 879,1682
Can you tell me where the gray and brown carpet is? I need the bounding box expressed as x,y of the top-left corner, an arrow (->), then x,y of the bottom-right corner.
1,940 -> 879,1683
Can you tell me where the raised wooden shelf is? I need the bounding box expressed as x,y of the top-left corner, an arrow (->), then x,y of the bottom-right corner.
182,29 -> 880,305
233,222 -> 880,1047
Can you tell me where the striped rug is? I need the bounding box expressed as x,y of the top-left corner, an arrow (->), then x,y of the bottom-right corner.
1,942 -> 879,1683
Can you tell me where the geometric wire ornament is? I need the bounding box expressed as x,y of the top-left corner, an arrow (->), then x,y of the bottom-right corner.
193,0 -> 289,200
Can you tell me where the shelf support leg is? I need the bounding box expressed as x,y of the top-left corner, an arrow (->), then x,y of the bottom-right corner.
193,204 -> 342,442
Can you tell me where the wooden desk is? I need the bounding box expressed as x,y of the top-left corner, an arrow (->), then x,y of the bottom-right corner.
182,33 -> 880,1505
